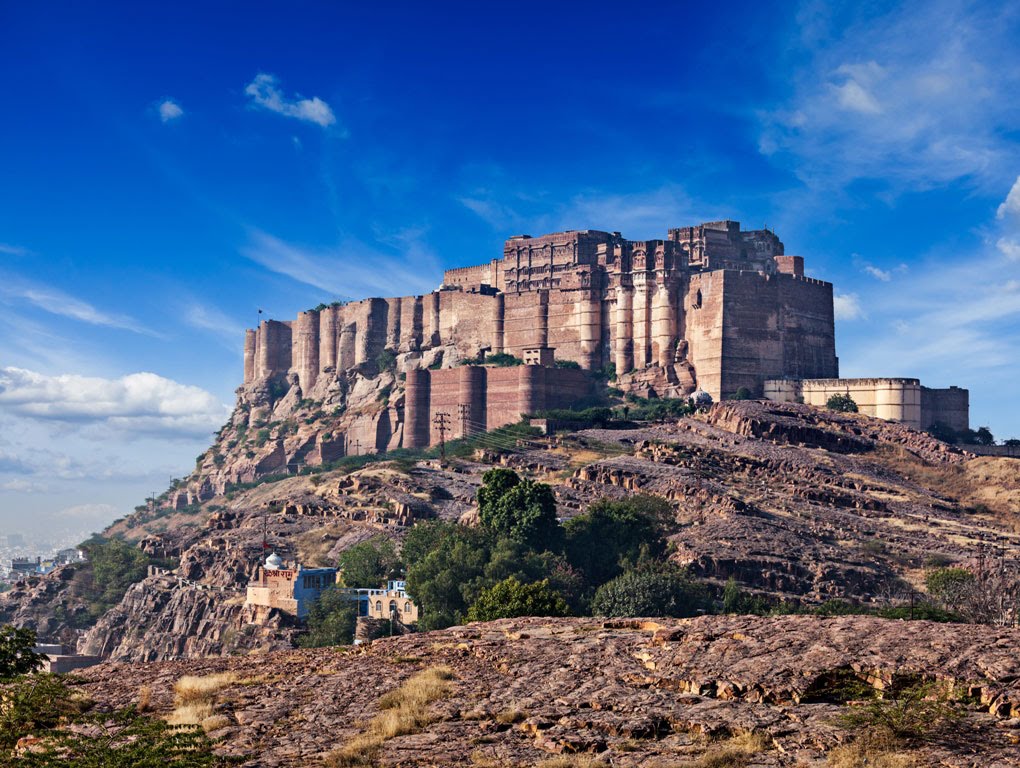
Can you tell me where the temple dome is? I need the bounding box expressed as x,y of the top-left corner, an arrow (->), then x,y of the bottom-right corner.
264,552 -> 283,570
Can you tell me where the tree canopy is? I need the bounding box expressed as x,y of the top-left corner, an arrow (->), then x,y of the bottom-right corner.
591,565 -> 709,618
476,468 -> 562,551
0,625 -> 44,679
466,577 -> 570,622
337,537 -> 401,588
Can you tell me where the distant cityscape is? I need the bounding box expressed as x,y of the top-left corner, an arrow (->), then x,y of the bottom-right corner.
0,530 -> 94,585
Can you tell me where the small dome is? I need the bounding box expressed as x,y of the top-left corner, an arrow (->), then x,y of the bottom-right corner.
690,389 -> 714,407
264,552 -> 283,570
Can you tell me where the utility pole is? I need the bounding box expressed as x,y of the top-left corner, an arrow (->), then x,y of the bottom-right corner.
433,412 -> 450,461
457,403 -> 470,439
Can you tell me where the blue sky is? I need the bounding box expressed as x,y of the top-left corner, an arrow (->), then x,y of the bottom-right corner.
1,1 -> 1019,538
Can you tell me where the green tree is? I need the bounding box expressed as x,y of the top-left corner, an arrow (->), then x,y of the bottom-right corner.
467,577 -> 569,621
337,537 -> 402,588
826,392 -> 859,413
925,567 -> 975,611
401,520 -> 461,570
82,538 -> 150,614
477,469 -> 562,551
298,587 -> 358,647
974,426 -> 995,446
721,576 -> 770,615
0,674 -> 89,752
591,565 -> 709,618
0,625 -> 45,679
927,421 -> 958,443
405,525 -> 491,630
732,386 -> 753,401
563,496 -> 670,588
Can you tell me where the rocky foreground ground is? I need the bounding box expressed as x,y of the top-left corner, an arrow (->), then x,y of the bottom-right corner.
73,615 -> 1020,767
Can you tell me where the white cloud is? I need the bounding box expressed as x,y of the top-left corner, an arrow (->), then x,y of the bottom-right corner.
997,238 -> 1020,261
241,229 -> 440,300
244,73 -> 337,128
158,99 -> 184,123
59,502 -> 119,520
0,277 -> 157,335
760,1 -> 1020,191
863,265 -> 892,281
833,292 -> 864,320
998,175 -> 1020,221
0,478 -> 49,493
0,243 -> 29,256
0,367 -> 229,438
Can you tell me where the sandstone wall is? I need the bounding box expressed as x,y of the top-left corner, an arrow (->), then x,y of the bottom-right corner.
416,365 -> 592,448
921,385 -> 969,432
764,378 -> 927,429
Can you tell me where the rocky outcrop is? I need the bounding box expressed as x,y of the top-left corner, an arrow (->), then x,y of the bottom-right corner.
72,615 -> 1020,767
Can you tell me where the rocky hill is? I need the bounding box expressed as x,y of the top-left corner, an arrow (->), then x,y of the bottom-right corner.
71,614 -> 1020,766
3,400 -> 1018,663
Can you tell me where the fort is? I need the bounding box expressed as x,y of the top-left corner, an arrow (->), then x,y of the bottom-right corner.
240,219 -> 967,455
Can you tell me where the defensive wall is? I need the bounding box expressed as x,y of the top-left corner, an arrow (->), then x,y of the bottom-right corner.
763,378 -> 969,432
404,363 -> 593,449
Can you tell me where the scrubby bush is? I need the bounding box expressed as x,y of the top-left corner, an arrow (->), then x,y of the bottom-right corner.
827,393 -> 859,413
298,588 -> 358,647
467,577 -> 569,621
0,625 -> 44,679
477,469 -> 562,552
591,565 -> 709,618
732,386 -> 753,401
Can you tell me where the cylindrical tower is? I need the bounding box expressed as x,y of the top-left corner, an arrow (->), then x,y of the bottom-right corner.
292,310 -> 320,393
458,365 -> 486,438
576,289 -> 601,370
403,368 -> 431,450
319,306 -> 338,373
652,281 -> 677,367
492,293 -> 505,354
244,329 -> 256,383
519,364 -> 546,416
615,285 -> 634,375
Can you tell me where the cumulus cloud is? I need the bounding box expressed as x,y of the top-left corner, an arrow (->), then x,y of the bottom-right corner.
833,293 -> 864,320
0,367 -> 229,438
158,99 -> 184,123
244,73 -> 337,128
998,175 -> 1020,221
997,238 -> 1020,261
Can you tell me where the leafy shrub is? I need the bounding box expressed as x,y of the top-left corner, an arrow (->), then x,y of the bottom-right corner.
298,587 -> 358,647
254,428 -> 271,447
467,577 -> 569,621
591,565 -> 709,618
837,681 -> 961,742
827,393 -> 859,413
483,352 -> 522,367
337,538 -> 402,588
554,359 -> 581,369
732,386 -> 753,401
375,349 -> 397,373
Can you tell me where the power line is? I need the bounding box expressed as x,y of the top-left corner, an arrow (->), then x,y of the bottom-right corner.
433,412 -> 451,461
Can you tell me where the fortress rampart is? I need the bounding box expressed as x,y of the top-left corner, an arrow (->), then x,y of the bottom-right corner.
244,220 -> 839,408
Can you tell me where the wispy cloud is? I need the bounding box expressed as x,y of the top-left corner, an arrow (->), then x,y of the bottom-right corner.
184,302 -> 245,345
833,293 -> 864,320
0,367 -> 230,438
760,1 -> 1020,191
0,277 -> 158,335
863,265 -> 892,281
459,183 -> 706,240
0,243 -> 29,256
241,228 -> 440,300
158,99 -> 184,123
244,73 -> 337,128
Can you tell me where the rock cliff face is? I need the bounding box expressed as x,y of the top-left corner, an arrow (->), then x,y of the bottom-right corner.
73,615 -> 1020,767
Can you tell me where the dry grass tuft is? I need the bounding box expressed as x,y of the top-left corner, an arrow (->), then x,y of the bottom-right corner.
136,685 -> 152,713
685,731 -> 771,768
325,665 -> 455,768
167,671 -> 237,728
495,706 -> 526,724
166,701 -> 215,727
172,672 -> 237,705
827,738 -> 917,768
534,757 -> 607,768
200,713 -> 233,733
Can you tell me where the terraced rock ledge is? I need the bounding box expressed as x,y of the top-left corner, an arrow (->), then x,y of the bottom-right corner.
73,614 -> 1020,767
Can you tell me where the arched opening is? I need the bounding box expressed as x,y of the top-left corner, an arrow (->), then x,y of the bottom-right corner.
693,289 -> 703,309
